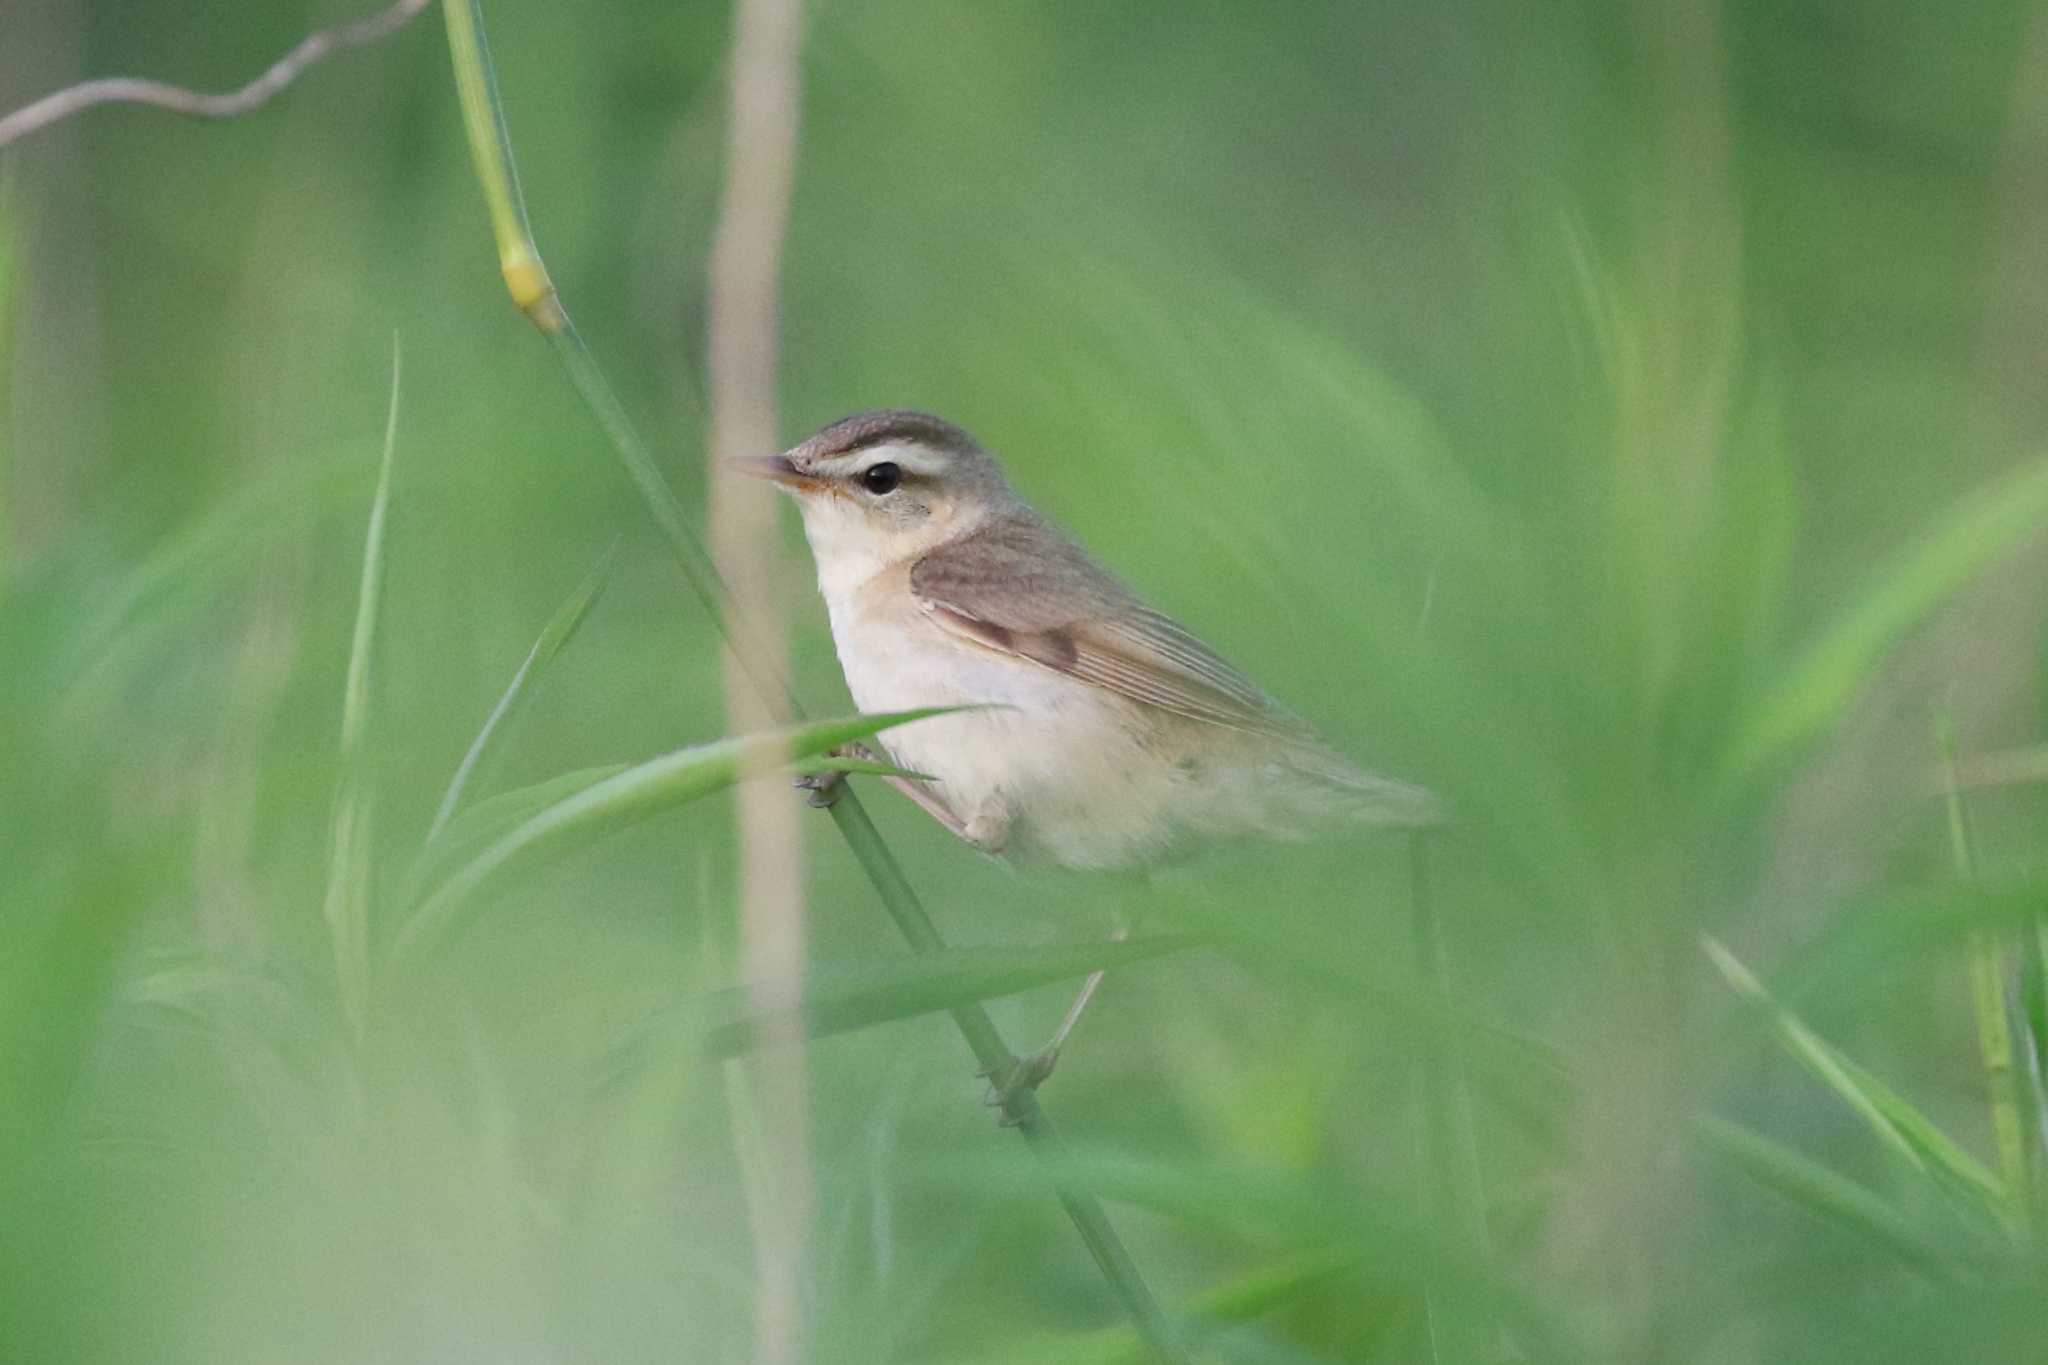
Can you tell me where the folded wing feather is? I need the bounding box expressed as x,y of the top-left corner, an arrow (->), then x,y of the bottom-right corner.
910,515 -> 1306,738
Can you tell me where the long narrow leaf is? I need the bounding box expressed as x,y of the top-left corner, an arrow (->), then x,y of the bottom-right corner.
411,739 -> 930,915
1937,717 -> 2033,1219
1769,873 -> 2048,1010
322,340 -> 401,1034
1704,936 -> 2009,1218
386,707 -> 958,977
601,934 -> 1207,1087
408,762 -> 632,906
1695,1115 -> 1960,1276
425,546 -> 614,845
2025,918 -> 2048,1165
1727,458 -> 2048,779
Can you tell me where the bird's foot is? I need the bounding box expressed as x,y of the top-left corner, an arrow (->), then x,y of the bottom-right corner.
793,741 -> 880,809
793,769 -> 843,809
977,1047 -> 1061,1125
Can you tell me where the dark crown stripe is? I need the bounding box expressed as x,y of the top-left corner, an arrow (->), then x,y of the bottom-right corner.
806,409 -> 979,458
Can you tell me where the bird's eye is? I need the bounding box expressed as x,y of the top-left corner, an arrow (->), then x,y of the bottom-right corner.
861,462 -> 902,495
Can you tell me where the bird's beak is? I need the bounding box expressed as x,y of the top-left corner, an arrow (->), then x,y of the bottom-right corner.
722,454 -> 824,495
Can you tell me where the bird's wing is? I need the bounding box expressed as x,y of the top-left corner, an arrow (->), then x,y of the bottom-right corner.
909,516 -> 1301,737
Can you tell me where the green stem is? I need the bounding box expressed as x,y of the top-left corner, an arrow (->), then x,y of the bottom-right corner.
544,323 -> 795,712
827,794 -> 1186,1357
435,3 -> 1185,1356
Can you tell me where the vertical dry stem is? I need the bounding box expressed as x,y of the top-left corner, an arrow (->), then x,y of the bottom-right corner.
706,0 -> 810,1360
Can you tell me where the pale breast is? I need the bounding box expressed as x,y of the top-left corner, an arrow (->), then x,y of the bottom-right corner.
821,569 -> 1188,865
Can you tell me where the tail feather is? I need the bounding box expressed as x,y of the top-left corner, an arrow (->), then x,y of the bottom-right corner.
1288,743 -> 1446,829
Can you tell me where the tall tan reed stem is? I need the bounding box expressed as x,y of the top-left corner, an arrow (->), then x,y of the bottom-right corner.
706,0 -> 812,1359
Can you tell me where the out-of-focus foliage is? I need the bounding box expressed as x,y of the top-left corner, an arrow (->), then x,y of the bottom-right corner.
4,1 -> 2048,1361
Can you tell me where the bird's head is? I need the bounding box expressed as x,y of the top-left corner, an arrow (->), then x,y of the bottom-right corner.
726,409 -> 1014,584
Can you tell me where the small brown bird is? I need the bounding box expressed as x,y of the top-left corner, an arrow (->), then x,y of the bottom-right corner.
729,409 -> 1440,870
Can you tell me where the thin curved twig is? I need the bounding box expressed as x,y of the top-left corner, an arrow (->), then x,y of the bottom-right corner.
0,0 -> 432,150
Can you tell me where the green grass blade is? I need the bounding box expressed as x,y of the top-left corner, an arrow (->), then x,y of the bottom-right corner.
424,546 -> 615,845
1768,873 -> 2048,1009
1695,1115 -> 1962,1277
408,761 -> 632,905
322,339 -> 401,1036
1727,457 -> 2048,780
705,933 -> 1206,1056
1937,714 -> 2033,1224
601,934 -> 1207,1084
1704,936 -> 2011,1218
126,953 -> 331,1031
2025,918 -> 2048,1179
386,707 -> 958,977
414,722 -> 923,905
1116,1249 -> 1369,1362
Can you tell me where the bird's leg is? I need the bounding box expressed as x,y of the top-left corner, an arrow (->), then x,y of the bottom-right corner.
883,774 -> 972,841
879,774 -> 1011,858
981,925 -> 1129,1121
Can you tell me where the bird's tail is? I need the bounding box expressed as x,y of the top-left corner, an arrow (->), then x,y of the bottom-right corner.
1287,743 -> 1447,829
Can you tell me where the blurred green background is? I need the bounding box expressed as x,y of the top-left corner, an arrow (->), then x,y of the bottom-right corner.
6,1 -> 2048,1361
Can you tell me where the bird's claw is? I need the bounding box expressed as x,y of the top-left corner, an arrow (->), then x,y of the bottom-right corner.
793,769 -> 844,809
792,741 -> 881,809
